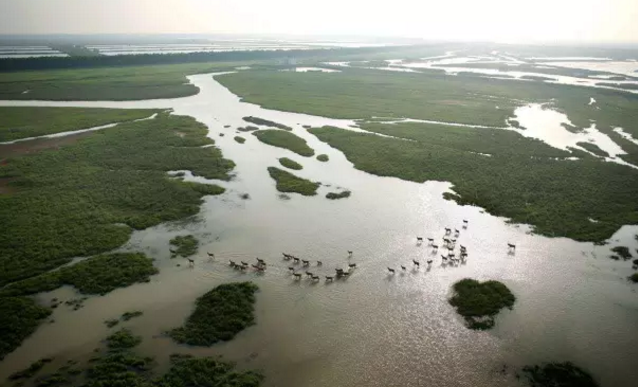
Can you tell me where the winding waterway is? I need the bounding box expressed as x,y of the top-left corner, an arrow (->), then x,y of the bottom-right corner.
0,73 -> 637,387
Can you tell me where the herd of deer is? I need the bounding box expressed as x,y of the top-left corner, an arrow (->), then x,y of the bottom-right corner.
186,219 -> 518,280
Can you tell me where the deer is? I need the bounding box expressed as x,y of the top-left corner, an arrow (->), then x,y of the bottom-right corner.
387,267 -> 396,274
302,259 -> 310,266
413,259 -> 420,267
325,276 -> 334,282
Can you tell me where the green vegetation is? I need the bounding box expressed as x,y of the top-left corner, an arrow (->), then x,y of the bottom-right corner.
122,311 -> 144,321
252,129 -> 315,156
106,328 -> 142,351
448,279 -> 516,330
576,142 -> 609,157
308,124 -> 638,242
237,125 -> 260,132
8,357 -> 53,380
104,319 -> 120,328
267,167 -> 319,196
0,62 -> 246,101
169,282 -> 258,346
316,154 -> 329,162
326,191 -> 351,200
157,354 -> 263,387
234,135 -> 246,144
522,362 -> 599,387
598,82 -> 638,91
436,62 -> 627,80
278,157 -> 303,170
169,235 -> 199,258
0,107 -> 158,142
243,116 -> 292,130
50,44 -> 101,57
629,273 -> 638,283
0,253 -> 158,297
520,75 -> 555,82
611,246 -> 633,260
0,112 -> 233,286
0,297 -> 51,360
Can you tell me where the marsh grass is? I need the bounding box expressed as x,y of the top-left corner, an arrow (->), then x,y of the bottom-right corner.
0,107 -> 159,142
448,279 -> 515,330
104,319 -> 120,328
122,311 -> 143,321
522,362 -> 599,387
278,157 -> 303,170
267,167 -> 319,196
170,235 -> 199,258
168,282 -> 258,346
326,191 -> 351,200
234,136 -> 246,144
237,125 -> 260,132
0,297 -> 51,360
243,116 -> 292,130
309,125 -> 638,242
629,273 -> 638,283
106,329 -> 142,351
576,142 -> 609,157
0,252 -> 158,297
253,129 -> 315,157
611,246 -> 632,260
316,154 -> 329,162
8,357 -> 54,380
0,112 -> 233,286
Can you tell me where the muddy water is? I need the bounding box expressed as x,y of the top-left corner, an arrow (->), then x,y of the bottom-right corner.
1,74 -> 638,387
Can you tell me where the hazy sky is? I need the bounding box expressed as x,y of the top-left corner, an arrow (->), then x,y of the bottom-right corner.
1,0 -> 637,43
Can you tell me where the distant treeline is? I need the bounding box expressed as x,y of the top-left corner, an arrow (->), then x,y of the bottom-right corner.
0,46 -> 392,72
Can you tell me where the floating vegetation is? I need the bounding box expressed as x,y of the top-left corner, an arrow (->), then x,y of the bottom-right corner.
253,130 -> 315,157
629,273 -> 638,283
278,157 -> 303,170
8,357 -> 53,380
106,328 -> 142,351
169,235 -> 199,258
243,116 -> 292,130
448,279 -> 516,330
121,310 -> 143,321
0,297 -> 51,360
278,193 -> 291,200
611,246 -> 632,260
267,167 -> 319,196
522,362 -> 599,387
168,282 -> 258,346
234,135 -> 246,144
104,319 -> 120,328
316,154 -> 329,162
0,253 -> 158,297
240,193 -> 251,200
326,190 -> 351,200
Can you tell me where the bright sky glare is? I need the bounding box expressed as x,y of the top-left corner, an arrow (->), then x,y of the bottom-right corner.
1,0 -> 637,43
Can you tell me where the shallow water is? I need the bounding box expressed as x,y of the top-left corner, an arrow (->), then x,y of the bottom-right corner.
0,74 -> 637,387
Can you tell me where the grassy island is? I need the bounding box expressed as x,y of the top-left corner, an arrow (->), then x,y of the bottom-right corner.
448,279 -> 516,330
326,190 -> 351,200
576,142 -> 610,157
316,154 -> 329,162
267,167 -> 319,196
253,129 -> 315,157
243,116 -> 292,130
522,362 -> 599,387
234,135 -> 246,144
169,282 -> 258,346
170,235 -> 199,258
0,252 -> 158,297
278,157 -> 303,170
611,246 -> 633,260
629,273 -> 638,283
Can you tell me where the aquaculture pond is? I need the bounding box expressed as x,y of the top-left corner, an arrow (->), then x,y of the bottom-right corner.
0,73 -> 637,387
